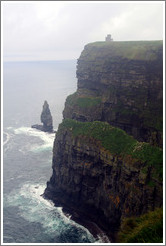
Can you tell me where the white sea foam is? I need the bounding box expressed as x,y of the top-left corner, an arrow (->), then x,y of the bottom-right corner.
4,182 -> 96,242
14,126 -> 55,152
95,233 -> 111,243
3,131 -> 11,146
19,183 -> 55,209
3,126 -> 110,243
6,126 -> 14,130
3,130 -> 15,153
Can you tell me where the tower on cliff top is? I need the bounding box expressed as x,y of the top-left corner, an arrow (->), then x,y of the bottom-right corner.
105,34 -> 113,42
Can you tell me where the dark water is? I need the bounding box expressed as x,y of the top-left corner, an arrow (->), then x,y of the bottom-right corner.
3,61 -> 107,243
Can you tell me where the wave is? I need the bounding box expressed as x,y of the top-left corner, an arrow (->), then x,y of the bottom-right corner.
3,132 -> 10,146
3,126 -> 55,154
4,182 -> 96,243
3,130 -> 15,153
95,232 -> 111,243
14,126 -> 55,153
3,129 -> 15,146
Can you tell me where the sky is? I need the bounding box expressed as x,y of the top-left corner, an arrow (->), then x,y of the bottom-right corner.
2,1 -> 164,61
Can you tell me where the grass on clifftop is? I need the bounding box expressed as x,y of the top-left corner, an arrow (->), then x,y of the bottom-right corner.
117,207 -> 163,243
83,40 -> 163,61
59,119 -> 163,179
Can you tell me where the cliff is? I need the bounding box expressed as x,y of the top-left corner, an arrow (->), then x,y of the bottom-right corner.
44,41 -> 163,242
64,41 -> 163,147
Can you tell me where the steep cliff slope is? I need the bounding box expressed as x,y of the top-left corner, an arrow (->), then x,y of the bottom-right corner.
44,41 -> 163,242
64,41 -> 163,147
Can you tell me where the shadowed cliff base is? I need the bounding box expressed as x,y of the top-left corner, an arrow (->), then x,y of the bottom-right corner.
43,191 -> 112,243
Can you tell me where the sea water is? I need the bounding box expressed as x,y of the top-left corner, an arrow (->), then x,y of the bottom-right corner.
3,61 -> 108,243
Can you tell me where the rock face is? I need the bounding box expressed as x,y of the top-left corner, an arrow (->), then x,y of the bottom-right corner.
63,41 -> 163,147
40,100 -> 53,132
44,41 -> 163,241
45,119 -> 162,240
32,100 -> 53,132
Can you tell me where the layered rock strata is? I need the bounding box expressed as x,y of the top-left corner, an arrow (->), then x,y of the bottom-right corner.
44,41 -> 163,242
44,119 -> 162,240
63,41 -> 163,147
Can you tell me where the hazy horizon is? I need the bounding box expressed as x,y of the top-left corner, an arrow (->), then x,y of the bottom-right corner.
2,1 -> 164,62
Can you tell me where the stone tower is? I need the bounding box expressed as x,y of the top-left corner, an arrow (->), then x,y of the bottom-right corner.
105,34 -> 113,42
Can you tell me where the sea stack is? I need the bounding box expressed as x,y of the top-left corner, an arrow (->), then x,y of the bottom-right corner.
32,100 -> 53,133
41,100 -> 53,132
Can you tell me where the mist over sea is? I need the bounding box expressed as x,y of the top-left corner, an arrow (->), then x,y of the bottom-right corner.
3,60 -> 104,243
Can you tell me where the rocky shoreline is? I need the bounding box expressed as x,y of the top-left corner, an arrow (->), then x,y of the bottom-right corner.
43,190 -> 112,243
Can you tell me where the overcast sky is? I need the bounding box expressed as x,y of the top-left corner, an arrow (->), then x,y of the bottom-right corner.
2,1 -> 164,61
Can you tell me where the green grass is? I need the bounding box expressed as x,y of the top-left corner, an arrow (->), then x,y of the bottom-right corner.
117,207 -> 163,243
66,93 -> 101,108
76,97 -> 101,108
58,119 -> 163,242
83,40 -> 163,61
132,142 -> 163,166
59,119 -> 163,179
59,119 -> 136,155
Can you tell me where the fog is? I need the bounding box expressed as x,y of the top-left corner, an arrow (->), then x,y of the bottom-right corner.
2,1 -> 164,61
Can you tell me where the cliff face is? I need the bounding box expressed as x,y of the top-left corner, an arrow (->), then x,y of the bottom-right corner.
45,119 -> 162,239
44,41 -> 163,241
63,41 -> 163,147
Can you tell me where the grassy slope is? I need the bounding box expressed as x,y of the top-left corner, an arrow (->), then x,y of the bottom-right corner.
59,119 -> 163,180
117,207 -> 163,243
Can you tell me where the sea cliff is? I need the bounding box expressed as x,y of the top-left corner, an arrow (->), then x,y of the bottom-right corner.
44,41 -> 163,242
64,41 -> 163,147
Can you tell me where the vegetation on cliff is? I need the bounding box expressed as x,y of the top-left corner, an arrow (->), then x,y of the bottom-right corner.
117,207 -> 163,243
59,119 -> 162,181
64,40 -> 163,147
45,40 -> 163,243
66,92 -> 101,108
81,40 -> 163,61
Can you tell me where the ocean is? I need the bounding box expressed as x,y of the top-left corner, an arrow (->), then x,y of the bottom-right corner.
3,60 -> 107,244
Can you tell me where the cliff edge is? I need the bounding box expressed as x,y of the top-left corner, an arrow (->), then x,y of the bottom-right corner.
44,41 -> 163,242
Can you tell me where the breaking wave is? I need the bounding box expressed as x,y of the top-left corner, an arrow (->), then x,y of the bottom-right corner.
13,126 -> 55,152
4,183 -> 97,243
